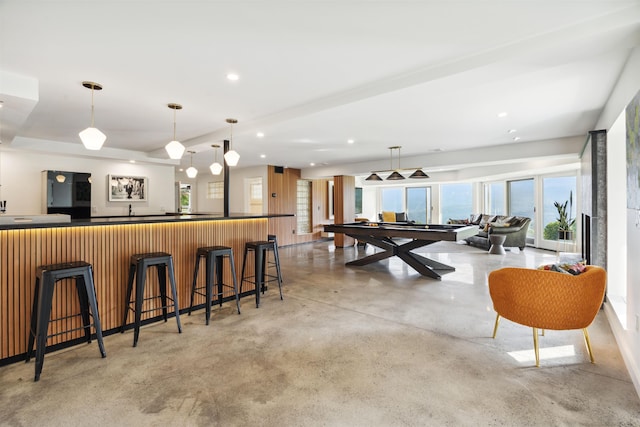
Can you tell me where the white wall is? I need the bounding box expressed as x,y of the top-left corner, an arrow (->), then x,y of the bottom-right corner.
598,46 -> 640,397
191,165 -> 268,214
0,149 -> 175,216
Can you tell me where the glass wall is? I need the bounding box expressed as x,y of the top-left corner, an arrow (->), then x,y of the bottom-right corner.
440,183 -> 472,222
542,175 -> 576,241
483,182 -> 504,215
507,178 -> 535,242
406,187 -> 431,223
380,187 -> 403,212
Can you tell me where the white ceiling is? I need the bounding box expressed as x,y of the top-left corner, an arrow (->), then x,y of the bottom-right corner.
1,1 -> 639,175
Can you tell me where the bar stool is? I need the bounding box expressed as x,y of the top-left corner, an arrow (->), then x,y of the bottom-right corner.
26,261 -> 106,382
188,246 -> 241,325
240,240 -> 283,308
121,252 -> 182,347
267,234 -> 282,282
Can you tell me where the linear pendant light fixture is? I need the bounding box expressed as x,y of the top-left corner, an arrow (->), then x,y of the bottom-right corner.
223,118 -> 240,166
78,81 -> 106,150
165,103 -> 185,159
365,146 -> 429,181
209,144 -> 223,175
186,150 -> 198,178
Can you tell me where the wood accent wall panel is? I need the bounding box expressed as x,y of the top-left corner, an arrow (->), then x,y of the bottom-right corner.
0,218 -> 267,362
333,175 -> 356,247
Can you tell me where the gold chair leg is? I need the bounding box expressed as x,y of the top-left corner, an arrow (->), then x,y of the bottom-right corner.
533,327 -> 540,367
583,328 -> 595,363
492,314 -> 500,339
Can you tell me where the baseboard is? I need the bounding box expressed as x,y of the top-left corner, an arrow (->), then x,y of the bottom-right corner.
604,302 -> 640,398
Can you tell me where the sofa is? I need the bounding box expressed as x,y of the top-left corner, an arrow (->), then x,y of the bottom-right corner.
450,214 -> 531,250
378,211 -> 414,223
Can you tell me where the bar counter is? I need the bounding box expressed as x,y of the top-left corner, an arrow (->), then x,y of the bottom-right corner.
0,213 -> 290,364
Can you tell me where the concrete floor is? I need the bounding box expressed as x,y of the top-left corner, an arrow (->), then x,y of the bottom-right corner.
1,240 -> 639,426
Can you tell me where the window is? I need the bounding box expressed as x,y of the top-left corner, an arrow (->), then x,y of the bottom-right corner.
483,182 -> 504,215
406,187 -> 431,223
180,184 -> 191,213
508,178 -> 535,241
297,180 -> 311,234
207,181 -> 223,199
542,176 -> 576,241
440,183 -> 472,222
380,187 -> 403,212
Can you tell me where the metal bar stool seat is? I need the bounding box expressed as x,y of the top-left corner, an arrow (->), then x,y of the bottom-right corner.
121,252 -> 182,347
26,261 -> 106,381
188,246 -> 241,325
240,240 -> 283,308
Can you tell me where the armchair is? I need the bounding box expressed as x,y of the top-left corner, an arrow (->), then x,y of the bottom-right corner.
488,266 -> 606,367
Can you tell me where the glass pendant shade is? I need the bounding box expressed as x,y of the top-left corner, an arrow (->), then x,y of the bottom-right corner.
409,169 -> 429,178
210,162 -> 223,175
365,173 -> 383,181
165,140 -> 185,159
79,82 -> 105,150
79,126 -> 106,150
186,166 -> 198,178
224,150 -> 240,167
386,171 -> 405,180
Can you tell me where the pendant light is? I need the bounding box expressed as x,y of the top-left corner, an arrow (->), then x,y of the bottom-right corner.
209,144 -> 223,175
366,146 -> 429,181
186,151 -> 198,178
165,103 -> 185,159
223,118 -> 240,166
78,81 -> 106,150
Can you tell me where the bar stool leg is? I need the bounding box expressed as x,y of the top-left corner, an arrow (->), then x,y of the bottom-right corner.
121,263 -> 136,332
215,255 -> 224,308
188,253 -> 202,316
157,264 -> 168,322
272,245 -> 284,300
26,277 -> 41,362
204,252 -> 214,325
239,246 -> 249,295
255,247 -> 264,308
133,262 -> 146,347
82,268 -> 106,358
228,251 -> 241,314
167,257 -> 182,333
34,275 -> 56,381
75,275 -> 92,344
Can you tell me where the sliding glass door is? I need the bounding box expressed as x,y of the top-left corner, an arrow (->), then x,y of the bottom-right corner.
407,187 -> 431,223
507,178 -> 535,246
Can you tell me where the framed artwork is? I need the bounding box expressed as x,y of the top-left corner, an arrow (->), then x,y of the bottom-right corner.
627,89 -> 640,209
108,175 -> 147,202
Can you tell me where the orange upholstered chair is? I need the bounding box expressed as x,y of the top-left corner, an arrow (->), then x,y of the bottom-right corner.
488,266 -> 606,367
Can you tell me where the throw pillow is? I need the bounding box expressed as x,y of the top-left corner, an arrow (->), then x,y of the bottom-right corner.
381,211 -> 396,222
538,261 -> 587,275
448,218 -> 469,224
395,212 -> 407,222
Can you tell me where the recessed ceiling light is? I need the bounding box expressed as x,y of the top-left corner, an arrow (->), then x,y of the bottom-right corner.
498,112 -> 508,118
260,154 -> 266,158
347,139 -> 354,144
227,73 -> 239,81
508,129 -> 517,133
513,136 -> 521,141
129,160 -> 136,163
257,132 -> 264,138
179,168 -> 184,172
310,163 -> 315,166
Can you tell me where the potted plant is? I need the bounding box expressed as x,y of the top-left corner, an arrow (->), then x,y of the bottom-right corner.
554,191 -> 575,241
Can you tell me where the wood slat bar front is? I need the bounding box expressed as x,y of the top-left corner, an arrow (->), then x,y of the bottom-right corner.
0,217 -> 267,362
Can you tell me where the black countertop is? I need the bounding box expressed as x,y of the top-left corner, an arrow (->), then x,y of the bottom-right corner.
0,213 -> 293,230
